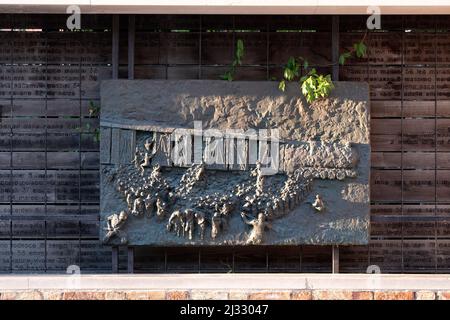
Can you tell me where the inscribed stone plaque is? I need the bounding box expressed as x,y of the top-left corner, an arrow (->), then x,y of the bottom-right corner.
100,80 -> 370,246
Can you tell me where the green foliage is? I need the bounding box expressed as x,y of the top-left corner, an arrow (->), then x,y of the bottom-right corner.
339,41 -> 367,66
338,52 -> 351,65
76,101 -> 101,143
283,57 -> 300,81
279,38 -> 367,103
234,39 -> 244,66
354,41 -> 367,58
301,69 -> 334,104
88,100 -> 100,117
278,79 -> 286,92
220,39 -> 245,81
278,57 -> 300,92
279,57 -> 334,103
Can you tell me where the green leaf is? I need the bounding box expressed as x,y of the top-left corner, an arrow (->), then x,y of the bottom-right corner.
284,68 -> 294,81
299,70 -> 335,104
287,57 -> 296,68
220,39 -> 245,81
354,41 -> 367,58
220,71 -> 233,81
235,39 -> 245,65
339,52 -> 352,65
279,46 -> 345,102
278,80 -> 286,92
303,60 -> 309,70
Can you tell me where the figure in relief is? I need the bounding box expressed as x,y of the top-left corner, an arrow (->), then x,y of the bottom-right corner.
132,147 -> 141,170
144,194 -> 155,218
103,134 -> 359,245
211,212 -> 223,240
156,197 -> 167,221
250,161 -> 265,196
184,209 -> 195,240
103,210 -> 128,244
195,211 -> 207,240
241,212 -> 271,245
131,192 -> 145,216
167,210 -> 184,237
312,194 -> 325,212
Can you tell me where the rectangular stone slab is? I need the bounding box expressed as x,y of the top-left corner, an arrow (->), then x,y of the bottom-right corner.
100,80 -> 370,246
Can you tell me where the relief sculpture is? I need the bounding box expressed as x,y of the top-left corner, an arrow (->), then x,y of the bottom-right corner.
100,80 -> 370,246
101,134 -> 362,245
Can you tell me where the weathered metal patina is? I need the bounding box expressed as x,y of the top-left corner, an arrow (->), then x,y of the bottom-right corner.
100,80 -> 370,246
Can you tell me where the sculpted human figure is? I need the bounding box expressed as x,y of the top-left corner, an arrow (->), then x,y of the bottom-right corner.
167,210 -> 184,237
140,152 -> 152,176
250,161 -> 265,196
241,212 -> 271,245
156,197 -> 167,221
144,137 -> 154,151
195,161 -> 207,186
195,212 -> 206,240
272,199 -> 281,217
117,180 -> 125,193
211,212 -> 222,240
144,193 -> 155,218
132,147 -> 141,169
220,202 -> 233,217
184,209 -> 195,240
235,185 -> 245,197
131,192 -> 145,216
126,191 -> 135,210
312,194 -> 325,212
150,164 -> 162,183
103,210 -> 128,244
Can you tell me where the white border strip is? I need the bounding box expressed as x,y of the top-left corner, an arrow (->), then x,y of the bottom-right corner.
1,1 -> 450,14
2,274 -> 450,290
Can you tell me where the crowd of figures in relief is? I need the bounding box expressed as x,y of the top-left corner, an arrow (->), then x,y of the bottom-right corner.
103,131 -> 359,245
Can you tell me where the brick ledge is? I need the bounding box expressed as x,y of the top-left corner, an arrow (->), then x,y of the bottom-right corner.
0,289 -> 448,300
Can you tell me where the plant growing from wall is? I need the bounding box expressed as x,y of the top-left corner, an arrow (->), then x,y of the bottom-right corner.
88,100 -> 100,117
220,39 -> 245,81
278,37 -> 367,103
89,101 -> 101,143
78,101 -> 101,143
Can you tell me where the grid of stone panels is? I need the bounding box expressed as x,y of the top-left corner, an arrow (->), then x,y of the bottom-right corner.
340,15 -> 450,273
0,14 -> 112,273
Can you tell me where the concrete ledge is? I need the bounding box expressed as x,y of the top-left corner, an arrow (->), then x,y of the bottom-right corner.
1,274 -> 450,300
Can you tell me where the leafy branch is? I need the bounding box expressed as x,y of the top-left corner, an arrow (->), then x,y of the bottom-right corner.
338,32 -> 368,66
301,69 -> 334,103
77,101 -> 101,143
220,39 -> 245,81
279,34 -> 367,103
